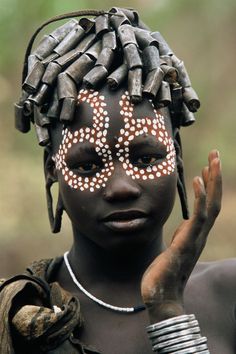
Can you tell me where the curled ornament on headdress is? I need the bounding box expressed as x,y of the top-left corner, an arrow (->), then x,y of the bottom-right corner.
15,7 -> 200,147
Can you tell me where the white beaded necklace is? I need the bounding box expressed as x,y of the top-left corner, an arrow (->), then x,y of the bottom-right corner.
64,251 -> 146,313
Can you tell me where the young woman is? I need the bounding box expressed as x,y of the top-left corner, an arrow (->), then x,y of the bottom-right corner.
0,7 -> 235,354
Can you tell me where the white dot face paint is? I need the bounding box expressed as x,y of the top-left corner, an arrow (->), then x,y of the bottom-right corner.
54,89 -> 113,192
54,89 -> 176,192
117,91 -> 176,181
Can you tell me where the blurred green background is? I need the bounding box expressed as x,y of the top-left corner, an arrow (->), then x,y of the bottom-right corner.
0,0 -> 236,277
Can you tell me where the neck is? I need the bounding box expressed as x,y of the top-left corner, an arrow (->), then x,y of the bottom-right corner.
67,226 -> 165,287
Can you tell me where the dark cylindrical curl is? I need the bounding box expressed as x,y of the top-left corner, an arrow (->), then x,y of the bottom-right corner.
96,48 -> 115,69
161,64 -> 178,84
181,103 -> 196,126
171,55 -> 191,88
42,52 -> 59,66
110,7 -> 139,26
34,123 -> 50,146
170,84 -> 183,126
29,83 -> 50,106
28,54 -> 40,72
83,66 -> 108,88
183,86 -> 200,113
42,61 -> 62,86
95,14 -> 109,37
32,35 -> 59,59
23,99 -> 34,117
74,33 -> 96,53
50,19 -> 78,42
18,89 -> 30,105
23,60 -> 45,93
34,105 -> 50,127
107,62 -> 128,89
109,11 -> 130,29
53,25 -> 86,56
151,32 -> 173,56
128,68 -> 142,103
14,103 -> 31,133
118,24 -> 137,48
124,43 -> 142,70
155,81 -> 171,108
56,33 -> 96,67
85,40 -> 102,61
142,45 -> 160,73
57,72 -> 77,100
143,67 -> 164,99
133,28 -> 158,49
160,55 -> 172,66
47,89 -> 60,119
79,18 -> 95,33
102,31 -> 117,51
55,48 -> 80,68
60,97 -> 76,122
65,53 -> 94,83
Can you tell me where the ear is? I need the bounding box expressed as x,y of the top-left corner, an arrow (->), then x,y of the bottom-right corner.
44,147 -> 58,184
43,147 -> 64,233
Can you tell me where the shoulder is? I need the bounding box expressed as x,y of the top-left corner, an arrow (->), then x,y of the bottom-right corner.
192,258 -> 236,289
187,258 -> 236,304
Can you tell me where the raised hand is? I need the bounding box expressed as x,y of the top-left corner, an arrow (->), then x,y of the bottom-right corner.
141,150 -> 222,323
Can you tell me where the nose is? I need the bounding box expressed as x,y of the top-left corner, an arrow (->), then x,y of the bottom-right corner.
103,163 -> 141,202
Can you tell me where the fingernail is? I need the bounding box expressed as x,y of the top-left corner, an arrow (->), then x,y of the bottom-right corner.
214,150 -> 220,158
198,176 -> 204,187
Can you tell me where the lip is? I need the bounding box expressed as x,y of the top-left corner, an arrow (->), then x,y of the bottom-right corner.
101,210 -> 149,232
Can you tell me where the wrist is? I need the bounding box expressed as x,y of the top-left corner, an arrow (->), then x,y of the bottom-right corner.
146,300 -> 185,324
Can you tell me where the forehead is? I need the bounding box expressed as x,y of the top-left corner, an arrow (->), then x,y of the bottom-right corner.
69,87 -> 172,137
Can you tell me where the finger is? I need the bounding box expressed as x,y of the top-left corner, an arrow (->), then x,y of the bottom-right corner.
204,155 -> 222,230
202,166 -> 209,188
208,149 -> 220,165
192,176 -> 207,222
202,150 -> 219,187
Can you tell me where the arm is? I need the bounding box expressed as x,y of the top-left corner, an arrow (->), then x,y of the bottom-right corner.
141,150 -> 222,322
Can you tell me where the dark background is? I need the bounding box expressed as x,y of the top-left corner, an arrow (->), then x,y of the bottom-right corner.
0,0 -> 236,277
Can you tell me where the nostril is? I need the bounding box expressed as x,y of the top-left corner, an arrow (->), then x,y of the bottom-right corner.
103,179 -> 141,201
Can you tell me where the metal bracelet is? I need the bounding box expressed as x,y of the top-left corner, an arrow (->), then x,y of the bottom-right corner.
147,314 -> 210,353
147,314 -> 196,333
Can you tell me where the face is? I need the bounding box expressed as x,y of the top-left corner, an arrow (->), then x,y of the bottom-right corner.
52,87 -> 177,251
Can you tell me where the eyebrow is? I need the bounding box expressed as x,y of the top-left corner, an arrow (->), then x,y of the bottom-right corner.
129,137 -> 166,149
66,142 -> 98,158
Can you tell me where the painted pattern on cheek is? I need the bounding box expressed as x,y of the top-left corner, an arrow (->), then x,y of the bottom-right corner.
117,91 -> 176,180
54,89 -> 114,192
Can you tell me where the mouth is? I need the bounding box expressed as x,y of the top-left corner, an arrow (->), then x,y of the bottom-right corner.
101,210 -> 149,233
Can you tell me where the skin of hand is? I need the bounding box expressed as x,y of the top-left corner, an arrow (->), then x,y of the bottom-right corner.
141,150 -> 222,323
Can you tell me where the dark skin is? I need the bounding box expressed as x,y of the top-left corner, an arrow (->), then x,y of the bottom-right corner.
47,87 -> 236,354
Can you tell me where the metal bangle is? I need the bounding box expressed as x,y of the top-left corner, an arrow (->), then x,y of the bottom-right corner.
148,320 -> 199,338
151,326 -> 201,344
147,314 -> 196,333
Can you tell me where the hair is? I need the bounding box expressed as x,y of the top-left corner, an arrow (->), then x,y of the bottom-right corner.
14,7 -> 201,225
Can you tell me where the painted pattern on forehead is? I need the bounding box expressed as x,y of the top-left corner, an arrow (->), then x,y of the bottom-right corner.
54,89 -> 176,192
117,91 -> 176,180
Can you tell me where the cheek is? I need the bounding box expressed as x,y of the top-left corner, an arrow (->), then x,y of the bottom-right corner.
149,172 -> 177,222
58,175 -> 100,223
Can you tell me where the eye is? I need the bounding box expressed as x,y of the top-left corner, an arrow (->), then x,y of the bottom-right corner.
71,160 -> 103,174
132,154 -> 164,167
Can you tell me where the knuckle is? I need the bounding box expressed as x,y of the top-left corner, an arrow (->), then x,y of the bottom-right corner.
196,209 -> 207,224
